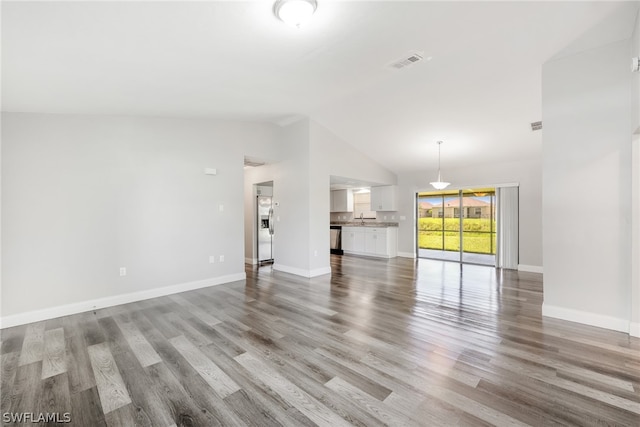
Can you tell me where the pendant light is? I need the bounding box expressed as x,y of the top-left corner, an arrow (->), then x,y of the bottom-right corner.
273,0 -> 317,28
430,141 -> 450,190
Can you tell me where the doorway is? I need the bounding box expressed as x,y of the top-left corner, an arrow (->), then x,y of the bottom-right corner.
416,188 -> 496,266
255,182 -> 274,266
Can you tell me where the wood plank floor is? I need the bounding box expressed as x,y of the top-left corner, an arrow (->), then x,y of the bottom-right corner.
1,255 -> 639,426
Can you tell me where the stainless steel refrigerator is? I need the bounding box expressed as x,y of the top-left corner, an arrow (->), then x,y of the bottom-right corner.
257,196 -> 274,264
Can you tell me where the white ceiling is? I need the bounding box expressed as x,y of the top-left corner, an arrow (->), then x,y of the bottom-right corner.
2,1 -> 638,173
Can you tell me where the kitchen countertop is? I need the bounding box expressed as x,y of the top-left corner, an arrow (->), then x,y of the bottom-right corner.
330,222 -> 399,227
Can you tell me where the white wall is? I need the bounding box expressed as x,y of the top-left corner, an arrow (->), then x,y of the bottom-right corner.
632,10 -> 640,135
242,119 -> 396,278
542,39 -> 632,332
309,120 -> 397,273
267,120 -> 313,276
310,121 -> 397,187
632,133 -> 640,337
630,9 -> 640,337
396,157 -> 542,267
1,113 -> 280,326
242,120 -> 314,277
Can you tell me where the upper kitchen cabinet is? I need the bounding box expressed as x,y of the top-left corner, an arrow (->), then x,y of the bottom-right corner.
370,185 -> 398,211
330,189 -> 353,212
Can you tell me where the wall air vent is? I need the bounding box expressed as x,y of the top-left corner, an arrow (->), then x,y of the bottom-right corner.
531,121 -> 543,131
388,52 -> 426,70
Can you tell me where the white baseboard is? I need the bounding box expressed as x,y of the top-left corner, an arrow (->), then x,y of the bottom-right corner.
397,251 -> 416,259
245,257 -> 257,265
309,267 -> 332,277
518,264 -> 544,274
542,303 -> 629,333
273,264 -> 331,278
630,322 -> 640,338
0,273 -> 246,329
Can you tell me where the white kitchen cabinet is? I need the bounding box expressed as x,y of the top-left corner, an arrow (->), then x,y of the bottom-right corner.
364,227 -> 392,256
370,185 -> 398,211
366,228 -> 388,255
364,231 -> 378,254
342,227 -> 354,251
354,229 -> 365,252
342,226 -> 397,258
343,226 -> 365,252
330,189 -> 353,212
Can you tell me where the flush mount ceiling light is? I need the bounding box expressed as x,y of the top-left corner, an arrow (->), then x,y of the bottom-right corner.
430,141 -> 450,190
273,0 -> 317,28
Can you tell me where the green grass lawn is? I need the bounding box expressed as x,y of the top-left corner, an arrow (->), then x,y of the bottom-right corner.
418,218 -> 496,254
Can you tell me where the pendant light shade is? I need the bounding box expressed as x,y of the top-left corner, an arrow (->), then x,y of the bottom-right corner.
430,140 -> 450,190
274,0 -> 317,28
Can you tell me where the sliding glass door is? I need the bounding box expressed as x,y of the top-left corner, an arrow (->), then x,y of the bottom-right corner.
461,189 -> 496,264
417,188 -> 496,266
417,191 -> 459,261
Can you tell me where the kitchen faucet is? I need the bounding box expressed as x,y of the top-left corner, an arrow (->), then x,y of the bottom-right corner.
360,212 -> 364,225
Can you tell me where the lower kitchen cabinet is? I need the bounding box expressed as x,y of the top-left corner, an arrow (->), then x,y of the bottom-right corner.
342,229 -> 352,251
342,227 -> 397,258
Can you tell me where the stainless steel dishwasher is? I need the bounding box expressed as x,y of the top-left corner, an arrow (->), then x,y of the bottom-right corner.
330,225 -> 343,255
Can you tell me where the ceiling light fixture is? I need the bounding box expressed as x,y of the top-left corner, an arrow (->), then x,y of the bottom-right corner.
273,0 -> 317,28
430,141 -> 450,190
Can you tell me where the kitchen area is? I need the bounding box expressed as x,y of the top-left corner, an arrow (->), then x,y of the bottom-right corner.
330,176 -> 399,259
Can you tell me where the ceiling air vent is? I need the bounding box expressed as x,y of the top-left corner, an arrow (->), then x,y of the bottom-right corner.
531,121 -> 543,131
244,157 -> 266,168
388,52 -> 425,70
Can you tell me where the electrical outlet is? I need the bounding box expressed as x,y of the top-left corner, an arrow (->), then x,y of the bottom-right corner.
209,256 -> 215,263
219,255 -> 224,262
400,215 -> 406,221
391,215 -> 395,220
119,267 -> 126,276
219,204 -> 224,212
314,250 -> 318,257
384,215 -> 387,220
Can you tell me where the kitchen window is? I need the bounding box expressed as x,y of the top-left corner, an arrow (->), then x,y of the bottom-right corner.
353,192 -> 376,219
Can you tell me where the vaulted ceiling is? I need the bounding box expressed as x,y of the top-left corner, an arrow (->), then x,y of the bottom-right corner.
3,1 -> 637,172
